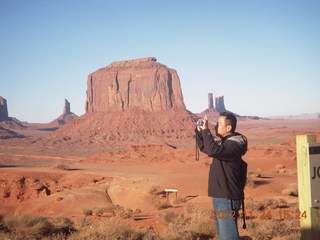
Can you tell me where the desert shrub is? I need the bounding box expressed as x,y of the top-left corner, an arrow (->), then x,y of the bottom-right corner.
162,213 -> 193,240
95,204 -> 134,219
282,184 -> 298,197
116,207 -> 134,219
55,164 -> 69,170
247,219 -> 299,240
244,198 -> 256,210
154,201 -> 172,210
160,211 -> 181,224
68,218 -> 159,240
76,217 -> 93,229
83,208 -> 93,216
187,209 -> 216,238
271,169 -> 280,173
246,169 -> 264,188
248,170 -> 263,178
282,232 -> 301,240
246,175 -> 257,188
3,214 -> 54,239
276,164 -> 286,169
184,205 -> 201,214
149,185 -> 160,195
277,198 -> 289,207
0,215 -> 8,232
94,207 -> 108,217
134,208 -> 142,214
257,198 -> 279,210
51,216 -> 76,236
0,232 -> 9,240
163,208 -> 216,240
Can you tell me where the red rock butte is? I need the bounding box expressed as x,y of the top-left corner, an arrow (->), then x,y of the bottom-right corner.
44,57 -> 196,147
86,57 -> 186,113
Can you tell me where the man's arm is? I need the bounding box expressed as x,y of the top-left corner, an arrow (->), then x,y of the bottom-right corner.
201,129 -> 242,161
195,128 -> 207,154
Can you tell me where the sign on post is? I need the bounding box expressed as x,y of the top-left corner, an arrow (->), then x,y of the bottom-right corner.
308,143 -> 320,208
297,135 -> 320,240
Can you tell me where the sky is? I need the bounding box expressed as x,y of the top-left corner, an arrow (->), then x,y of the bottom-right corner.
0,0 -> 319,123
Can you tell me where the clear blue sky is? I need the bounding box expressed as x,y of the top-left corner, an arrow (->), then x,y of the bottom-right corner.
1,0 -> 319,123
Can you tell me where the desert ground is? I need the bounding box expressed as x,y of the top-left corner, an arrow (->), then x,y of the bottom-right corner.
1,118 -> 320,239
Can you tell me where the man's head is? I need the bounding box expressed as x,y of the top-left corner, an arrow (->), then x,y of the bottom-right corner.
216,112 -> 237,137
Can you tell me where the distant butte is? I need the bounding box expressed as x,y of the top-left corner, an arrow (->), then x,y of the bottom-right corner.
45,57 -> 196,147
86,57 -> 186,113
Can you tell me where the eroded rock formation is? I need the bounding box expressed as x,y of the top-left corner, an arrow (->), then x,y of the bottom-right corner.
0,97 -> 9,121
86,57 -> 186,113
63,99 -> 71,115
215,96 -> 226,112
42,99 -> 78,128
208,93 -> 214,109
42,58 -> 196,147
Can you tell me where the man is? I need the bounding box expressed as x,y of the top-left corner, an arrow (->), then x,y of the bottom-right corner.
195,112 -> 248,240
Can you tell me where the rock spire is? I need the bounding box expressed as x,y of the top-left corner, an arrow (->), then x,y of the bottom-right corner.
0,96 -> 9,121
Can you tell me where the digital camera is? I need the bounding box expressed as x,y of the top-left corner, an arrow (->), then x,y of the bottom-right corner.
197,119 -> 203,126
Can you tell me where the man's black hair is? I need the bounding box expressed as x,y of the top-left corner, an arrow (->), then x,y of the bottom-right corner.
220,112 -> 237,133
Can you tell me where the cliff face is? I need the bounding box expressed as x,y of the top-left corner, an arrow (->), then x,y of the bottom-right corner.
85,57 -> 186,113
0,97 -> 9,121
40,58 -> 196,147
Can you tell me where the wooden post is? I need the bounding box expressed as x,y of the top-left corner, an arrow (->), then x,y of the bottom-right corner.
296,135 -> 320,240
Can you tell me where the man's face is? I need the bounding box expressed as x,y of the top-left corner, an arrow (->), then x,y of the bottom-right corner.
216,116 -> 231,137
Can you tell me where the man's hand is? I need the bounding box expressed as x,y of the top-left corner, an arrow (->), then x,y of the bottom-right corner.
199,116 -> 208,131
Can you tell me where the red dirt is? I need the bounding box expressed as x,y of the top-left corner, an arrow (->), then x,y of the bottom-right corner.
0,118 -> 319,237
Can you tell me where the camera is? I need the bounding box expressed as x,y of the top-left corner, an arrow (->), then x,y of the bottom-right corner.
197,119 -> 203,126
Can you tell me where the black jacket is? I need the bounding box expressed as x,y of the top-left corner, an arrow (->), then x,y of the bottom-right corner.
196,129 -> 248,200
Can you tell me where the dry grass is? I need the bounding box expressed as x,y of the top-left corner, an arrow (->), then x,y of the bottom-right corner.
187,209 -> 216,238
4,214 -> 53,239
184,205 -> 202,214
160,211 -> 182,225
282,184 -> 298,197
149,185 -> 160,195
247,219 -> 300,240
276,164 -> 286,169
0,206 -> 217,240
245,198 -> 289,212
55,164 -> 70,170
248,170 -> 263,178
163,207 -> 216,240
0,214 -> 75,240
154,201 -> 172,210
257,198 -> 280,210
68,218 -> 158,240
83,208 -> 93,216
246,175 -> 257,188
93,204 -> 134,219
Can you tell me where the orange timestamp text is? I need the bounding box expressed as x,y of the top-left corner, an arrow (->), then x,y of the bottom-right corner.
211,210 -> 308,220
244,210 -> 307,220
